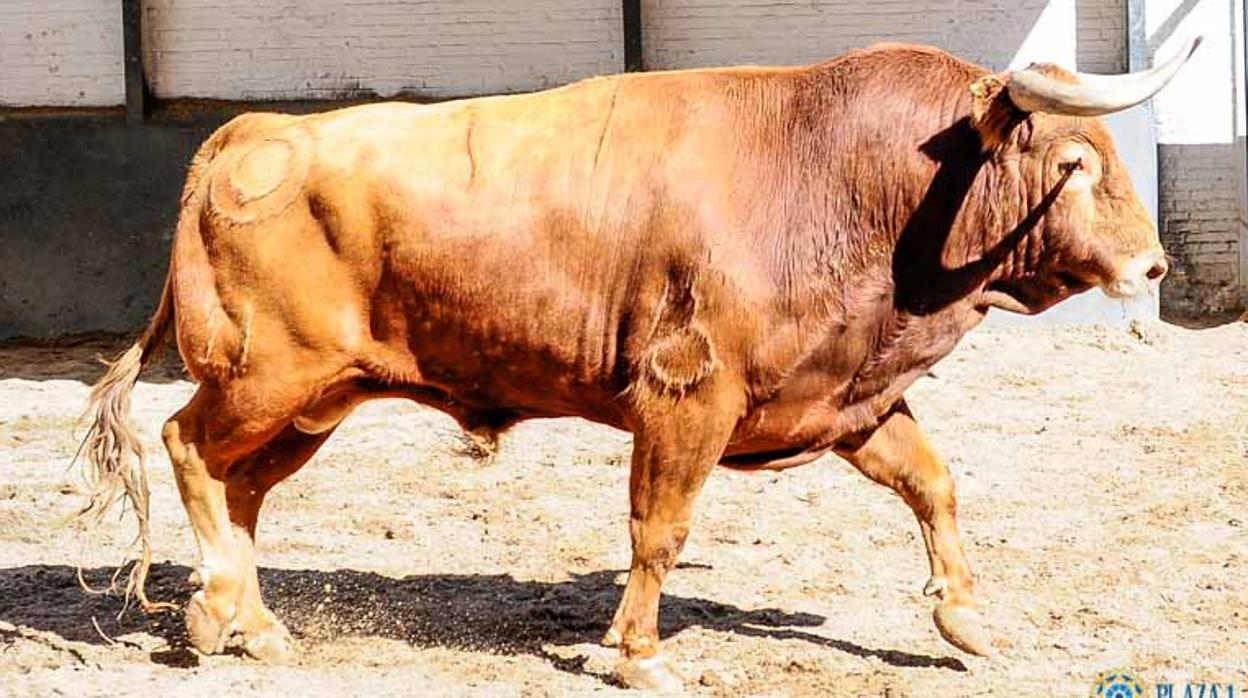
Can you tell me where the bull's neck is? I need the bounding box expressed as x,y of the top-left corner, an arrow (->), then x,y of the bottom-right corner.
776,95 -> 1046,326
885,121 -> 1038,316
803,118 -> 1015,400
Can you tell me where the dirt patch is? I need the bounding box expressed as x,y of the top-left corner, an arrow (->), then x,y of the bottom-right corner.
1,321 -> 1245,696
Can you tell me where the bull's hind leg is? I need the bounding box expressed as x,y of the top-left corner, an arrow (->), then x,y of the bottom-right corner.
606,378 -> 745,691
163,382 -> 326,661
223,425 -> 336,661
835,400 -> 994,657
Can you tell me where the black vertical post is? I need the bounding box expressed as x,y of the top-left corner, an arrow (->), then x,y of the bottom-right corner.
122,0 -> 146,122
623,0 -> 643,72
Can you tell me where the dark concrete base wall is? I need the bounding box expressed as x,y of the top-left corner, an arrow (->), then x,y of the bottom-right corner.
0,118 -> 218,339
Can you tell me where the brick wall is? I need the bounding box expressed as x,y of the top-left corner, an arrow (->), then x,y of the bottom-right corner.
1159,143 -> 1244,314
640,0 -> 1059,72
1076,0 -> 1125,72
0,0 -> 123,106
141,0 -> 622,100
641,0 -> 1122,74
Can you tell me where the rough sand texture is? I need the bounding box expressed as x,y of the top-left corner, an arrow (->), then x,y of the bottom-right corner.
0,322 -> 1245,696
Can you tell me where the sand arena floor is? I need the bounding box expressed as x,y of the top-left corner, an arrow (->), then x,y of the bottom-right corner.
0,321 -> 1244,696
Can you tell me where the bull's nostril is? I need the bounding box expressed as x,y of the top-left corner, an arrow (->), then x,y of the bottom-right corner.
1146,259 -> 1168,281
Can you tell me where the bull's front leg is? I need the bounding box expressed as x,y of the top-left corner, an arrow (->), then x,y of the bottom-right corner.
604,373 -> 745,691
835,400 -> 995,657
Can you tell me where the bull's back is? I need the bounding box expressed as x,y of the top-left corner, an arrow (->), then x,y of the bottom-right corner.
309,76 -> 766,416
186,69 -> 783,421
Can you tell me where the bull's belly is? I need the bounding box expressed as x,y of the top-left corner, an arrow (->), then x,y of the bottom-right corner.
366,288 -> 632,430
411,355 -> 629,428
719,404 -> 844,471
718,368 -> 928,470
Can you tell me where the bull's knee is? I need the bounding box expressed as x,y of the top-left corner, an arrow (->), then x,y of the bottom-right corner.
629,518 -> 689,572
900,466 -> 956,518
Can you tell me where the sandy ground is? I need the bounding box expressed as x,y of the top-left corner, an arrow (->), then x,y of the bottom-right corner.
0,320 -> 1245,696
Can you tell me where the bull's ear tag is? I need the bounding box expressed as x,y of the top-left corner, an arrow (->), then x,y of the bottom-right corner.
969,74 -> 1014,151
969,75 -> 1005,121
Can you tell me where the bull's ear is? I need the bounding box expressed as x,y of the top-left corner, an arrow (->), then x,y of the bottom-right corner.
969,73 -> 1018,152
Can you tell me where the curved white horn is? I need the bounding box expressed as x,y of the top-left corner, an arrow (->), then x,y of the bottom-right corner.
1006,35 -> 1202,116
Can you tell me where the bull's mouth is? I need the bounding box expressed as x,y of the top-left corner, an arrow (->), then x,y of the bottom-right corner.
982,271 -> 1095,315
1101,251 -> 1168,299
1101,275 -> 1156,300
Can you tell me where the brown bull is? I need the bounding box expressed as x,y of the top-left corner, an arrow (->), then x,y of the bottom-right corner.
81,38 -> 1198,688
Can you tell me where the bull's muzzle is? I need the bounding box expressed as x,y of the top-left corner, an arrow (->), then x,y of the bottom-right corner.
1103,250 -> 1168,299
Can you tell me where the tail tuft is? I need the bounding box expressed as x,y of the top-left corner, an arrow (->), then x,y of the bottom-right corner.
73,274 -> 177,613
79,343 -> 145,527
74,342 -> 174,614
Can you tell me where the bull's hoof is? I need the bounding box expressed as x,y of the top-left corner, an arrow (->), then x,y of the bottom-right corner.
933,603 -> 995,657
243,624 -> 297,664
185,591 -> 231,655
601,626 -> 623,647
614,656 -> 684,692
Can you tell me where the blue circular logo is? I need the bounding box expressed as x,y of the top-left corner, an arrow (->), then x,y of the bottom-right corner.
1091,669 -> 1148,698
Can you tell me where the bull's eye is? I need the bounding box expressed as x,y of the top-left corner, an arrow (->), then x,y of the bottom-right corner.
1051,142 -> 1099,190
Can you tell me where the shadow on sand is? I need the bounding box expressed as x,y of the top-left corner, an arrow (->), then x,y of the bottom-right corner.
0,562 -> 966,680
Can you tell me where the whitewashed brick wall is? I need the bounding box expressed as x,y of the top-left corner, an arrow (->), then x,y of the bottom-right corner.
639,0 -> 1085,72
642,0 -> 1122,73
141,0 -> 623,100
1076,0 -> 1125,72
0,0 -> 123,106
1159,144 -> 1243,313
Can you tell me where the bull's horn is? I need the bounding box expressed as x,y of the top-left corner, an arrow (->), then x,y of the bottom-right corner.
1006,35 -> 1202,116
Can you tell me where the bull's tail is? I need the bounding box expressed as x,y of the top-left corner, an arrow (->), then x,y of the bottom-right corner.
72,116 -> 240,613
73,114 -> 266,613
75,272 -> 177,613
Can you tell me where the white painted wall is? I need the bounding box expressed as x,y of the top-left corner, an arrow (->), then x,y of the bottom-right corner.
1148,0 -> 1235,144
0,0 -> 123,107
141,0 -> 623,100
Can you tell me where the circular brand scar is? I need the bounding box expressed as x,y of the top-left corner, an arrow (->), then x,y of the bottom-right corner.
230,140 -> 293,204
207,128 -> 312,226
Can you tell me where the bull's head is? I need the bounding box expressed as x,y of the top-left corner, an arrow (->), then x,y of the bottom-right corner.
969,37 -> 1201,314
